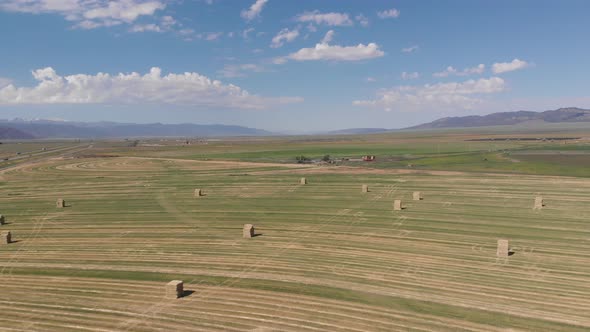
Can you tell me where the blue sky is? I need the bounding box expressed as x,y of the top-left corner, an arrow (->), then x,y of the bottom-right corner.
0,0 -> 589,132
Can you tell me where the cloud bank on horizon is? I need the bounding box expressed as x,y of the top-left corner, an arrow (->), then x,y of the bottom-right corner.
0,0 -> 587,130
0,67 -> 302,109
354,77 -> 506,112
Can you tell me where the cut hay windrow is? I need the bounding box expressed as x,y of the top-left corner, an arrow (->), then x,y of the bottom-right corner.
0,156 -> 589,331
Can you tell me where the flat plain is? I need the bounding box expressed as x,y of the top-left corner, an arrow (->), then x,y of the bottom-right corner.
0,127 -> 589,331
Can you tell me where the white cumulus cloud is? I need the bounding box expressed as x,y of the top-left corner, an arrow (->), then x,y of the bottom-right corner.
129,23 -> 161,32
277,41 -> 384,63
242,27 -> 255,39
401,45 -> 419,53
353,77 -> 505,112
270,28 -> 299,48
0,0 -> 79,14
0,77 -> 12,88
401,72 -> 420,80
355,14 -> 369,27
433,64 -> 485,77
129,15 -> 176,33
321,30 -> 335,44
295,10 -> 353,26
492,58 -> 530,74
241,0 -> 268,21
0,0 -> 166,29
83,1 -> 163,22
377,8 -> 400,19
0,67 -> 302,110
200,31 -> 223,41
218,64 -> 265,78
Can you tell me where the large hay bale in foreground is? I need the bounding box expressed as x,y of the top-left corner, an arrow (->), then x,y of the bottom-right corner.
1,231 -> 11,244
534,196 -> 544,209
165,280 -> 184,299
413,192 -> 422,201
194,189 -> 203,197
497,239 -> 509,257
56,199 -> 65,208
361,185 -> 369,193
393,199 -> 403,211
243,224 -> 255,238
0,215 -> 4,225
300,177 -> 307,185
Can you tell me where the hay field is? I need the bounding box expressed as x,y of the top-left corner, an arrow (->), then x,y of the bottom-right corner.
0,143 -> 589,331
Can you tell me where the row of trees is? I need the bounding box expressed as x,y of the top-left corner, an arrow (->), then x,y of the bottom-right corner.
295,155 -> 331,163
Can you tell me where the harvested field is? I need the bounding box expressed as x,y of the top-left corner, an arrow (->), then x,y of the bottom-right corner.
0,156 -> 589,331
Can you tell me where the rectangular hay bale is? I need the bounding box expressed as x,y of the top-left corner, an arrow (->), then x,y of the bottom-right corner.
1,231 -> 11,245
243,224 -> 255,238
166,280 -> 184,299
412,192 -> 422,201
497,239 -> 509,257
534,196 -> 543,209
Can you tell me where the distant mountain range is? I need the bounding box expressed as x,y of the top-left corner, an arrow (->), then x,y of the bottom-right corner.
324,107 -> 590,134
0,119 -> 272,139
406,107 -> 590,130
1,107 -> 590,139
0,126 -> 35,139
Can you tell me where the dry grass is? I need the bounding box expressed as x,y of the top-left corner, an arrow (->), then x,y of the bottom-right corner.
0,155 -> 589,331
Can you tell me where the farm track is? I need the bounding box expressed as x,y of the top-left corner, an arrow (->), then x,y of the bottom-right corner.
0,156 -> 589,331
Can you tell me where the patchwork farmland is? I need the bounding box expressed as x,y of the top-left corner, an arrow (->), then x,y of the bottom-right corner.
0,134 -> 589,331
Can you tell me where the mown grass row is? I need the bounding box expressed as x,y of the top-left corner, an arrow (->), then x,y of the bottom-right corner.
1,157 -> 589,331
